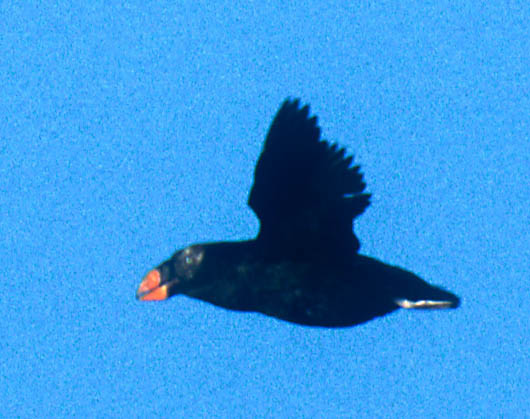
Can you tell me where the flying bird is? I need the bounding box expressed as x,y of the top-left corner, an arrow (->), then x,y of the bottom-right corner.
136,99 -> 460,327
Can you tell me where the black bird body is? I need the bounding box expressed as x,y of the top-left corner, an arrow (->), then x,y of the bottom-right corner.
137,99 -> 460,328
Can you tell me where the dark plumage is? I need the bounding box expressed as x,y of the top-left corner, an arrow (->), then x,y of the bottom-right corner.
136,99 -> 460,327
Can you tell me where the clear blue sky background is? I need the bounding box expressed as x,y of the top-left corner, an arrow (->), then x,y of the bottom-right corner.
1,1 -> 529,417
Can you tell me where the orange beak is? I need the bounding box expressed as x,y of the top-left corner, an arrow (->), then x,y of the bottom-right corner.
136,269 -> 169,301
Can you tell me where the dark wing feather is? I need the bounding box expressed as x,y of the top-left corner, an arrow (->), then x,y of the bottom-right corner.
248,99 -> 370,259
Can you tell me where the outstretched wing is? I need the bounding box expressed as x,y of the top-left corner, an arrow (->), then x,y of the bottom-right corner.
248,99 -> 370,259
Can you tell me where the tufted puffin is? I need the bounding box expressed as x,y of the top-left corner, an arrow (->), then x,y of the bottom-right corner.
136,99 -> 460,327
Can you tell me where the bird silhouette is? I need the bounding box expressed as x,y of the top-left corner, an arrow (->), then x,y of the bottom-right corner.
136,99 -> 460,327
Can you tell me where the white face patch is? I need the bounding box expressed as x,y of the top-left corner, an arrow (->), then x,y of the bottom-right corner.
182,246 -> 204,265
174,246 -> 205,281
394,298 -> 454,309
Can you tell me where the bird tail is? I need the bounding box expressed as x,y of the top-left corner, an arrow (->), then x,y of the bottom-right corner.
393,272 -> 460,309
356,255 -> 461,309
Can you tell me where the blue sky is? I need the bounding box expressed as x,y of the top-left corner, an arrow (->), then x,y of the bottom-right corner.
1,1 -> 529,417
